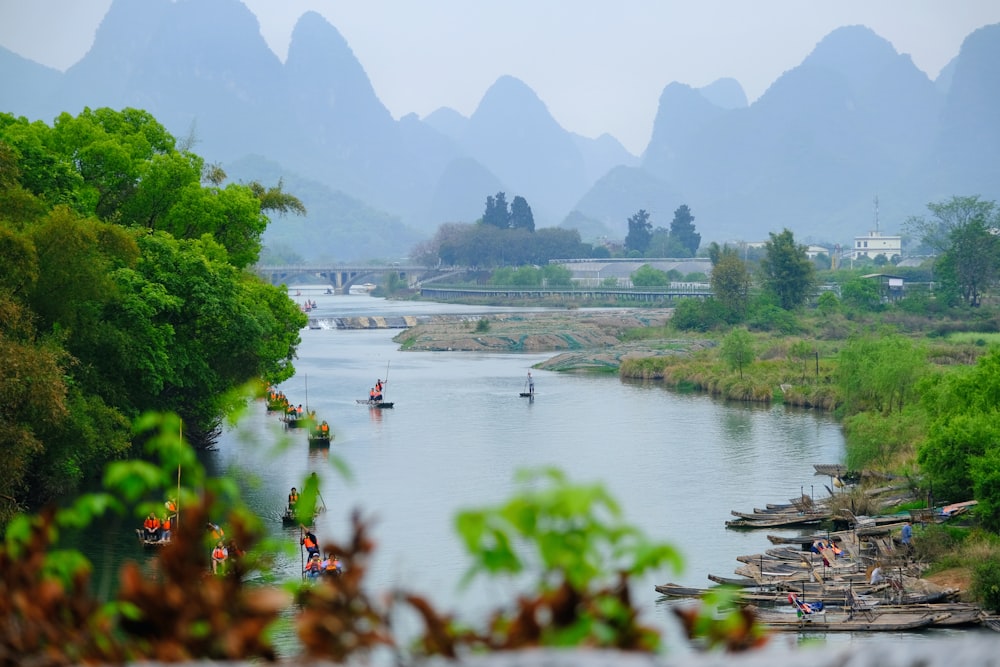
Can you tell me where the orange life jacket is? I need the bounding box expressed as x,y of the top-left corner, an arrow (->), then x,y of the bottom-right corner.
144,516 -> 160,530
213,547 -> 227,560
303,535 -> 316,549
162,518 -> 171,531
320,423 -> 328,433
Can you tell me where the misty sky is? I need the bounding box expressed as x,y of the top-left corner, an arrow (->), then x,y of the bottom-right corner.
1,1 -> 999,154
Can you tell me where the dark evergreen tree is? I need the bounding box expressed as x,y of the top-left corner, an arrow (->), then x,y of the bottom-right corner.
759,228 -> 815,310
624,209 -> 652,255
510,195 -> 535,232
669,204 -> 700,256
483,191 -> 510,229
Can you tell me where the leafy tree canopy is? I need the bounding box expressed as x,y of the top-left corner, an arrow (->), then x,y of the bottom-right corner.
759,229 -> 815,310
624,209 -> 652,255
0,108 -> 307,517
669,204 -> 700,256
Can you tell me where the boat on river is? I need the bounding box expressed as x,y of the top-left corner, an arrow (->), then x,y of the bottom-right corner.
282,506 -> 324,527
748,605 -> 951,631
135,529 -> 170,548
307,419 -> 333,446
357,398 -> 394,408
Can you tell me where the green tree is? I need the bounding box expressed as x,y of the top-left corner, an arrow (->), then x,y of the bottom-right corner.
541,263 -> 573,287
721,328 -> 755,379
938,217 -> 999,307
841,276 -> 882,311
483,191 -> 510,229
789,339 -> 815,383
919,348 -> 1000,503
630,264 -> 670,286
759,229 -> 815,310
624,209 -> 652,255
509,195 -> 534,232
669,204 -> 700,256
816,290 -> 839,316
709,246 -> 751,321
836,334 -> 926,416
905,195 -> 997,254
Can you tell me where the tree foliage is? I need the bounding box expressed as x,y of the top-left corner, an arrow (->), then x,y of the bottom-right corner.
906,196 -> 1000,308
483,191 -> 510,229
624,209 -> 652,255
709,245 -> 751,322
0,108 -> 306,514
759,229 -> 815,310
835,334 -> 926,416
919,348 -> 1000,507
721,328 -> 755,379
669,204 -> 700,256
630,264 -> 670,287
426,223 -> 589,268
509,195 -> 535,232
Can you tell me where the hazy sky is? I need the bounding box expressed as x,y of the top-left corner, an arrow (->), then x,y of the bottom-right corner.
2,1 -> 999,154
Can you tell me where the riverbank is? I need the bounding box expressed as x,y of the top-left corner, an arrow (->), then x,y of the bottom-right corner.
392,308 -> 699,370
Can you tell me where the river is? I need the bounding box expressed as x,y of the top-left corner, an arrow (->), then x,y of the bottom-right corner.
75,290 -> 980,657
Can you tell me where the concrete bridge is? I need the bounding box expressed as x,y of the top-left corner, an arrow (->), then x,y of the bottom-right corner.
254,264 -> 449,293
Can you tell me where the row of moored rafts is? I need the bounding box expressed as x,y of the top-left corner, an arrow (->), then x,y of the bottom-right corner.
656,463 -> 992,632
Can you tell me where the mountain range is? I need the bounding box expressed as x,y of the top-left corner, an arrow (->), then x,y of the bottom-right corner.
2,0 -> 999,262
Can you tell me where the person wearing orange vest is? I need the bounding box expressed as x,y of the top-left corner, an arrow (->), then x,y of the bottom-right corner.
143,513 -> 161,541
304,553 -> 322,579
320,421 -> 329,434
301,529 -> 319,558
325,553 -> 343,576
288,487 -> 299,511
160,515 -> 172,542
211,541 -> 228,574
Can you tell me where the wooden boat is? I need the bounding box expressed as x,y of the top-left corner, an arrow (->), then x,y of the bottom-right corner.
657,583 -> 888,611
726,513 -> 827,529
135,528 -> 170,548
519,392 -> 534,398
748,605 -> 949,631
281,412 -> 306,428
864,602 -> 982,626
282,506 -> 324,527
356,399 -> 394,408
654,583 -> 710,598
707,574 -> 761,587
981,613 -> 1000,632
308,432 -> 332,446
307,420 -> 333,446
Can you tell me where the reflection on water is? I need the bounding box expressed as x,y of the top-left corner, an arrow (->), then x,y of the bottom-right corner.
64,293 -> 972,656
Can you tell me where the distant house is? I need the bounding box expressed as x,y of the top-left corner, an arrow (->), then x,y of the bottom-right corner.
805,244 -> 830,259
862,273 -> 905,302
849,230 -> 901,261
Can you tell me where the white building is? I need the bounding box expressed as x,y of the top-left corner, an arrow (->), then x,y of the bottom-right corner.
849,230 -> 901,260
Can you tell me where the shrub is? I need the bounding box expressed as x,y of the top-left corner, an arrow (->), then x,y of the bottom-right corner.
971,541 -> 1000,612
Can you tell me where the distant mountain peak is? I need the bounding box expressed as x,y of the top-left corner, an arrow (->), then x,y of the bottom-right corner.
803,24 -> 902,76
475,75 -> 549,118
698,78 -> 747,109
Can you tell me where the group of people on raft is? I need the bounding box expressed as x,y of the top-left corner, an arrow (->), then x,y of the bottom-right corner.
138,500 -> 242,575
300,527 -> 343,579
141,498 -> 179,543
288,487 -> 341,578
368,378 -> 386,403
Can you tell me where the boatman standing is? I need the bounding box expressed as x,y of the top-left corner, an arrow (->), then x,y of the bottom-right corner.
527,372 -> 534,396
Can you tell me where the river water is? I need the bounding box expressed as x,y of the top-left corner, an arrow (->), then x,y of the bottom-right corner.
75,291 -> 980,657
